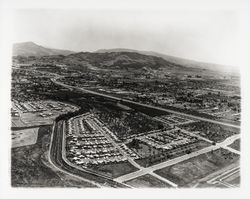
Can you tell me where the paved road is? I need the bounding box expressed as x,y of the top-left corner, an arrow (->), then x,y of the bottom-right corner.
114,134 -> 240,183
51,78 -> 240,129
222,146 -> 240,155
207,166 -> 240,188
150,172 -> 178,187
49,120 -> 129,188
86,116 -> 144,170
48,122 -> 100,188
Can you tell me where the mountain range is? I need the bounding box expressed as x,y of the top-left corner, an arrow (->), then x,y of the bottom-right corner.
13,42 -> 237,73
95,48 -> 235,72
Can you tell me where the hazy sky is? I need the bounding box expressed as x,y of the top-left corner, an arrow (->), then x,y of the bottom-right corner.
13,9 -> 239,66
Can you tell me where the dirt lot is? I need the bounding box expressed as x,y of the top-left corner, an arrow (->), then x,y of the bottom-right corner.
12,128 -> 39,148
11,125 -> 95,187
124,174 -> 172,188
154,148 -> 240,187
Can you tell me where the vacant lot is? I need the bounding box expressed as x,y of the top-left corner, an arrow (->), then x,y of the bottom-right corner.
225,174 -> 240,186
12,128 -> 39,148
91,161 -> 139,178
125,174 -> 172,188
228,139 -> 240,151
154,148 -> 240,187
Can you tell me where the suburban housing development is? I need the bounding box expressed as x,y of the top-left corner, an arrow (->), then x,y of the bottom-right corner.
11,42 -> 240,188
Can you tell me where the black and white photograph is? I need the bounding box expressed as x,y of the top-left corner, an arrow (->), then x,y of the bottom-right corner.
1,0 -> 250,198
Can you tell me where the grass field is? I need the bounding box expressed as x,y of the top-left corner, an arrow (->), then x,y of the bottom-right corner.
124,174 -> 172,188
154,148 -> 240,187
225,175 -> 240,186
12,128 -> 39,148
228,139 -> 240,151
91,161 -> 139,178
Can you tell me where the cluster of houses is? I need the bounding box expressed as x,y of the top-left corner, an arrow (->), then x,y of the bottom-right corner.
64,112 -> 201,167
11,100 -> 78,116
65,113 -> 130,167
135,128 -> 198,152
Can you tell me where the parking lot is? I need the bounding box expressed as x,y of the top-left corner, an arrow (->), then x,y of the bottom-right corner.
11,100 -> 79,127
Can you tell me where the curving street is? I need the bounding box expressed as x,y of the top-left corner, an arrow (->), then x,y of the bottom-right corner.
48,120 -> 129,188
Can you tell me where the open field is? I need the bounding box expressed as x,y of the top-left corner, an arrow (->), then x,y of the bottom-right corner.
225,173 -> 240,186
124,174 -> 172,188
91,161 -> 139,178
11,125 -> 95,187
228,139 -> 240,151
12,128 -> 39,148
220,168 -> 240,187
197,163 -> 240,188
154,148 -> 239,187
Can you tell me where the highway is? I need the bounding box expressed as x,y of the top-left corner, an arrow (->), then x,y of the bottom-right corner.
48,120 -> 129,188
13,66 -> 240,129
51,78 -> 240,129
207,166 -> 240,188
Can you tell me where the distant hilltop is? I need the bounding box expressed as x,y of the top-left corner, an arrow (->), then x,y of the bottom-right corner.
13,41 -> 75,57
95,48 -> 238,73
